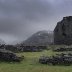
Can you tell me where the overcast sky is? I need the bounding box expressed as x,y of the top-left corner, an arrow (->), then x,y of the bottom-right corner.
0,0 -> 72,44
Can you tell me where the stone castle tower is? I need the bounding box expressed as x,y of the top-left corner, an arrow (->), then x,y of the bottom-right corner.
54,16 -> 72,45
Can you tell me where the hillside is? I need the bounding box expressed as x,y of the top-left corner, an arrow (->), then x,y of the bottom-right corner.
21,30 -> 53,46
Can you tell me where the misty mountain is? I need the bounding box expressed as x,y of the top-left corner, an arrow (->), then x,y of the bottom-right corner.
0,39 -> 5,45
21,30 -> 54,46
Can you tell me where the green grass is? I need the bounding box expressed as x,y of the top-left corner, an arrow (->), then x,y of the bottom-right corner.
0,50 -> 72,72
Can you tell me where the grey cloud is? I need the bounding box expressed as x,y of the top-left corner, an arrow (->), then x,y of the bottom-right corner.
0,0 -> 52,20
0,0 -> 72,44
0,0 -> 52,38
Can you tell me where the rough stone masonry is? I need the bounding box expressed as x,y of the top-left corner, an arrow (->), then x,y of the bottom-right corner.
54,16 -> 72,45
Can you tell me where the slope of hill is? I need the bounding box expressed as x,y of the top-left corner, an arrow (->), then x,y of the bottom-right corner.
21,30 -> 54,46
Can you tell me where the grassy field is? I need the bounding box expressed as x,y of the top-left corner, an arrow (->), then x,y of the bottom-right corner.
0,49 -> 72,72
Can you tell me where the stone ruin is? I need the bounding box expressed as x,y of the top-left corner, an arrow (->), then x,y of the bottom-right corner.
54,16 -> 72,45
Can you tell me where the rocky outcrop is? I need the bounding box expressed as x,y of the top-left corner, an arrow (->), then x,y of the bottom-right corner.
54,16 -> 72,45
0,49 -> 23,62
39,53 -> 72,65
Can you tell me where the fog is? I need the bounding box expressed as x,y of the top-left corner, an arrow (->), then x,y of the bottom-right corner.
0,0 -> 72,44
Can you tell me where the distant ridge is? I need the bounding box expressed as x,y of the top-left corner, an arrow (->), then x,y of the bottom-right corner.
21,30 -> 54,46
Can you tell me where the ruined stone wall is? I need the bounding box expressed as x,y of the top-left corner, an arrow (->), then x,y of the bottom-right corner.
54,16 -> 72,45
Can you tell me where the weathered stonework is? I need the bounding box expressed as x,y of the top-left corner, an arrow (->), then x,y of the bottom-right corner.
54,16 -> 72,45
